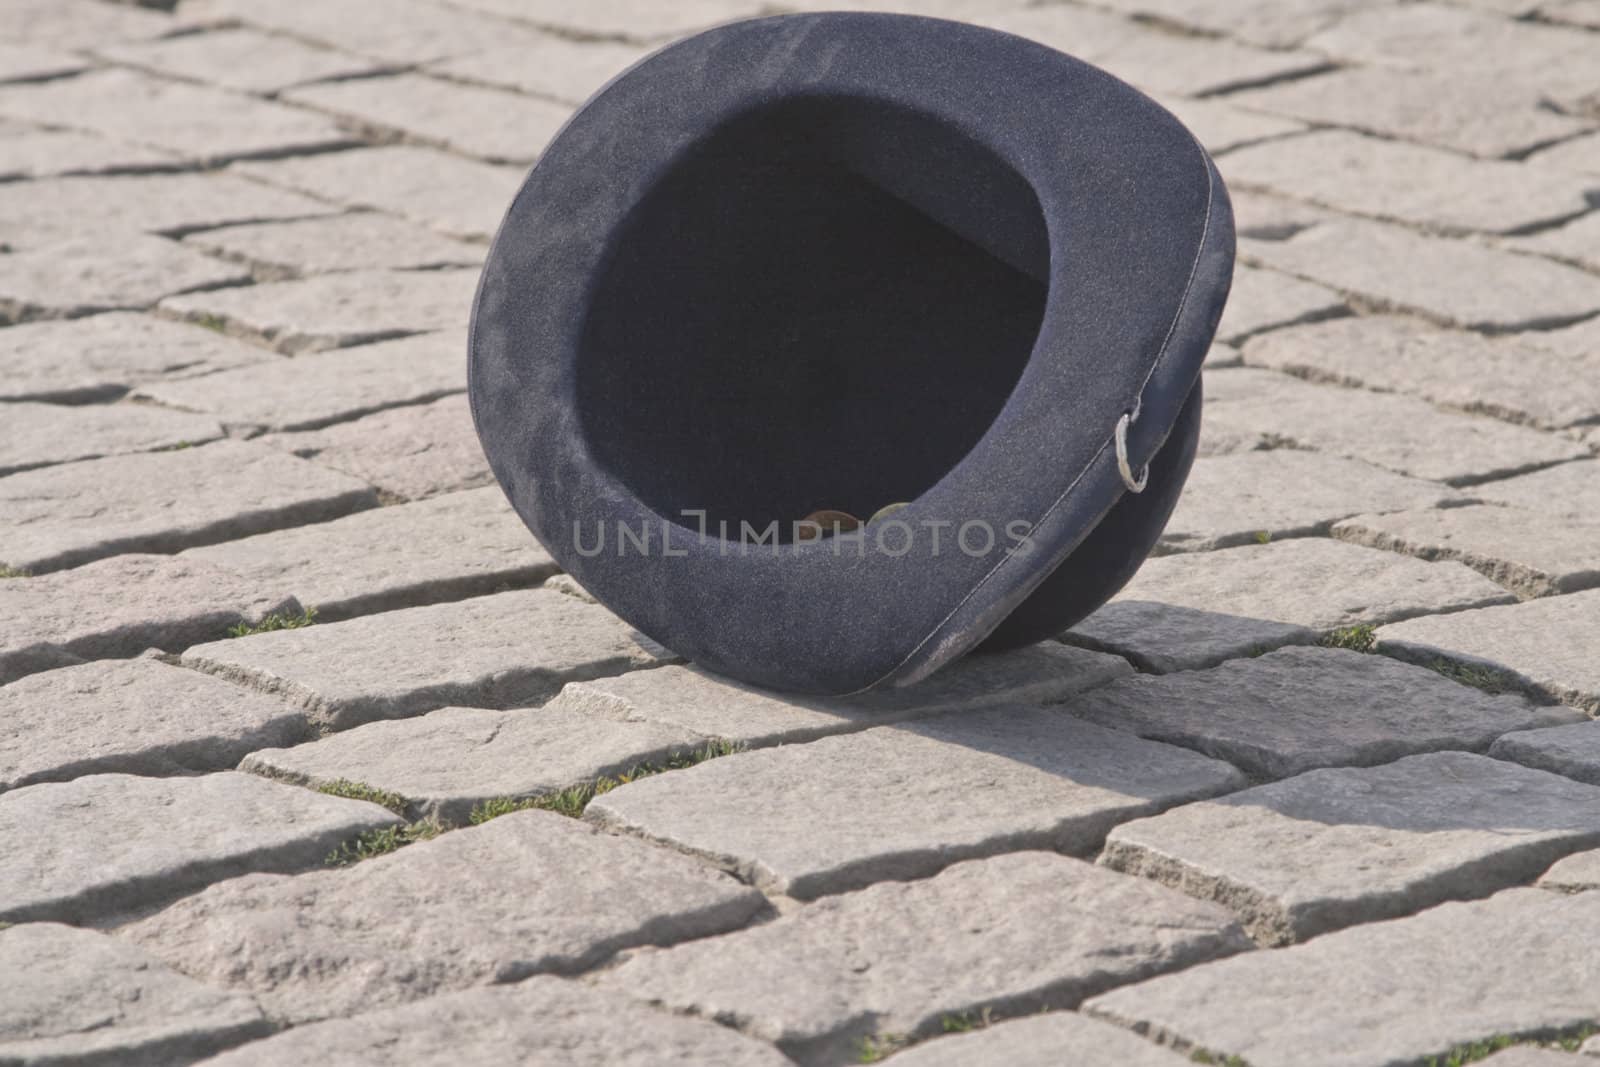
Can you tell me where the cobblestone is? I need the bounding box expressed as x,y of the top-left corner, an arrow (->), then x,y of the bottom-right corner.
427,38 -> 648,105
0,0 -> 178,49
0,400 -> 223,476
1204,367 -> 1587,485
0,772 -> 400,924
161,268 -> 478,353
600,852 -> 1250,1066
0,554 -> 300,686
194,978 -> 794,1067
0,440 -> 376,574
1510,212 -> 1600,276
133,330 -> 465,434
183,211 -> 483,278
546,643 -> 1132,748
0,658 -> 309,793
1243,314 -> 1600,429
1058,646 -> 1577,779
181,587 -> 673,730
1084,889 -> 1600,1067
263,393 -> 492,500
0,313 -> 280,404
0,128 -> 176,181
587,705 -> 1245,898
284,73 -> 570,165
1222,129 -> 1598,234
885,1012 -> 1192,1066
1159,449 -> 1461,553
1492,721 -> 1600,787
183,485 -> 555,620
96,26 -> 381,94
123,810 -> 767,1023
0,43 -> 85,84
0,923 -> 269,1067
232,144 -> 524,240
1473,460 -> 1600,520
1213,264 -> 1346,344
1334,505 -> 1600,598
1101,751 -> 1600,944
1539,849 -> 1600,892
0,68 -> 355,165
0,235 -> 250,321
1377,589 -> 1600,711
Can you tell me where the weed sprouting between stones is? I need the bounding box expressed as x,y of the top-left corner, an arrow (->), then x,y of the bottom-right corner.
1319,624 -> 1377,654
0,564 -> 28,579
316,779 -> 409,816
857,1032 -> 911,1063
228,606 -> 318,638
1426,658 -> 1522,696
1189,1050 -> 1249,1067
1424,1024 -> 1597,1066
193,313 -> 229,333
326,819 -> 444,867
468,740 -> 745,824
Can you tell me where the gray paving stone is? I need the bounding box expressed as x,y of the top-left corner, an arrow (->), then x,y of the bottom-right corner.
1,658 -> 309,794
980,6 -> 1328,97
0,772 -> 400,924
1065,538 -> 1516,671
0,312 -> 280,404
0,68 -> 354,165
1473,459 -> 1600,520
1083,888 -> 1600,1067
1157,97 -> 1305,156
0,235 -> 250,321
194,977 -> 793,1067
183,486 -> 555,621
1479,1049 -> 1596,1066
0,171 -> 338,251
0,401 -> 223,476
181,587 -> 673,731
185,0 -> 556,65
1243,315 -> 1600,430
1378,589 -> 1600,712
265,393 -> 491,500
1510,211 -> 1600,275
587,705 -> 1244,899
183,211 -> 483,278
241,704 -> 698,824
1222,129 -> 1597,234
134,330 -> 465,434
284,73 -> 570,165
0,440 -> 376,575
1539,848 -> 1600,892
1334,505 -> 1600,598
1059,646 -> 1577,780
601,851 -> 1250,1066
1103,751 -> 1600,945
1529,315 -> 1600,363
447,0 -> 764,39
1232,66 -> 1591,159
161,268 -> 478,354
0,554 -> 301,686
123,809 -> 767,1023
547,643 -> 1132,749
0,923 -> 269,1067
1532,131 -> 1600,175
1542,0 -> 1600,28
1244,219 -> 1600,331
1214,263 -> 1346,344
0,129 -> 177,181
0,42 -> 84,84
97,26 -> 380,94
1491,721 -> 1600,787
1077,0 -> 1379,47
1064,600 -> 1315,674
232,144 -> 523,240
428,38 -> 649,105
1230,188 -> 1337,241
0,0 -> 178,49
885,1012 -> 1192,1067
1204,367 -> 1587,485
1159,449 -> 1461,554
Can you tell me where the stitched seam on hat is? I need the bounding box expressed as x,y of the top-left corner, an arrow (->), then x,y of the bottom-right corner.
846,136 -> 1217,695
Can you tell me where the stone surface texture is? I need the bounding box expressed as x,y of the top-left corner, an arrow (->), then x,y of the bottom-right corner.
6,0 -> 1600,1061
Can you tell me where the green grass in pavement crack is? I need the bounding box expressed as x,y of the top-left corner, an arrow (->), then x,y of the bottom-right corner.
1319,623 -> 1377,654
228,606 -> 318,638
469,739 -> 745,824
1426,658 -> 1522,696
857,1032 -> 911,1063
1425,1025 -> 1597,1066
0,564 -> 28,579
316,779 -> 410,816
1253,530 -> 1272,545
326,818 -> 443,867
1189,1050 -> 1249,1067
193,312 -> 229,333
940,1008 -> 996,1034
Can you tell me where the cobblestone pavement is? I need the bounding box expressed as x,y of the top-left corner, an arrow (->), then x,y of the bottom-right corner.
2,0 -> 1600,1064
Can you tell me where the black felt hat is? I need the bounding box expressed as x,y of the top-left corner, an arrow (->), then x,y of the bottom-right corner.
469,12 -> 1234,695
